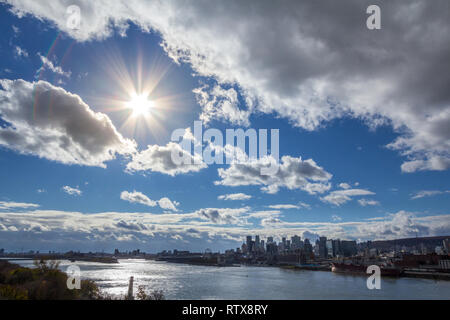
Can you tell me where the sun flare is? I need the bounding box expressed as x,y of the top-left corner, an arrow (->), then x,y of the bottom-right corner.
126,94 -> 155,116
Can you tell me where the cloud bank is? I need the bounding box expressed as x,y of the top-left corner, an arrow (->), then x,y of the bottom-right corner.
4,0 -> 449,172
0,207 -> 448,252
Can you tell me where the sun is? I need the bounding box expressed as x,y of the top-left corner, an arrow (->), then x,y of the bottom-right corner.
126,94 -> 155,116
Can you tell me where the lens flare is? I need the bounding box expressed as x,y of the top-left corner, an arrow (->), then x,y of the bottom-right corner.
93,45 -> 181,142
126,94 -> 155,117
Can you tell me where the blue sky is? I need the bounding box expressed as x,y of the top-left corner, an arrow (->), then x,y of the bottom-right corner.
0,1 -> 449,252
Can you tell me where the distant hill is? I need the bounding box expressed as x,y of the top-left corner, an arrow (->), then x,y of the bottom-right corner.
368,235 -> 449,250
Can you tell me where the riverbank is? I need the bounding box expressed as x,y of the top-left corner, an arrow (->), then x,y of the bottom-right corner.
0,260 -> 100,300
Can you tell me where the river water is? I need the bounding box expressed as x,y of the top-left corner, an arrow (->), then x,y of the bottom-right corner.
6,258 -> 450,299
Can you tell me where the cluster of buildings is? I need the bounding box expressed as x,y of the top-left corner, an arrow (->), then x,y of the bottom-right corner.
359,236 -> 450,257
228,235 -> 450,260
209,235 -> 450,271
232,235 -> 357,259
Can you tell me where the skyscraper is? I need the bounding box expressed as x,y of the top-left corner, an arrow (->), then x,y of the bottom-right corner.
246,236 -> 252,253
319,237 -> 327,258
326,239 -> 333,258
341,240 -> 357,257
291,235 -> 301,250
304,238 -> 312,254
332,239 -> 341,256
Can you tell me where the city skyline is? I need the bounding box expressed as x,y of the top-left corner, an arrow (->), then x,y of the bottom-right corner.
0,1 -> 449,253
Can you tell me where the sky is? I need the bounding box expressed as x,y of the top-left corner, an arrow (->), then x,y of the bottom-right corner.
0,0 -> 449,253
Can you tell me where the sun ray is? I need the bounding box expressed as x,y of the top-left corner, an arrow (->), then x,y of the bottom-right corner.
87,43 -> 182,143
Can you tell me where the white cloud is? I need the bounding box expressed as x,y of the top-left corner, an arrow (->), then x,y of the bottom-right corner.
120,191 -> 179,212
0,201 -> 39,210
12,25 -> 20,34
158,197 -> 179,212
0,79 -> 136,167
267,203 -> 309,210
194,85 -> 251,126
411,190 -> 450,200
298,202 -> 311,209
399,157 -> 450,173
5,0 -> 447,172
331,215 -> 342,221
218,193 -> 252,201
62,185 -> 82,196
14,46 -> 28,58
126,142 -> 206,176
321,189 -> 375,206
216,155 -> 332,194
120,190 -> 157,207
37,53 -> 71,77
355,211 -> 445,240
261,217 -> 282,227
338,183 -> 351,189
358,199 -> 380,207
247,210 -> 281,219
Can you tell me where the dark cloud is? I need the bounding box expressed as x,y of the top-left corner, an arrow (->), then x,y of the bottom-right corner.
115,220 -> 148,231
195,208 -> 248,225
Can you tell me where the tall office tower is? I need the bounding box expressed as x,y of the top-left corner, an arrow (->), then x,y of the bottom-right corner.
304,238 -> 312,254
341,240 -> 357,257
319,237 -> 327,258
255,235 -> 260,250
246,236 -> 252,253
326,239 -> 333,257
332,239 -> 341,256
267,236 -> 274,243
291,235 -> 301,250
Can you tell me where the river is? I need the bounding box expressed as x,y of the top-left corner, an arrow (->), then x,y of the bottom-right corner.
6,258 -> 450,299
